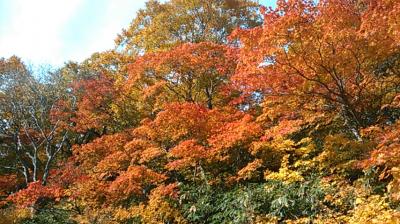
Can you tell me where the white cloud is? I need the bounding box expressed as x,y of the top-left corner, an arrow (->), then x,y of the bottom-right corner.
0,0 -> 84,65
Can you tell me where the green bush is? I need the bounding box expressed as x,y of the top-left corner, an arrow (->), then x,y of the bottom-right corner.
179,178 -> 325,223
19,208 -> 76,224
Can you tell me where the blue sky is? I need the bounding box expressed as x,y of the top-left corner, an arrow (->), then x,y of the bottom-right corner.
0,0 -> 275,67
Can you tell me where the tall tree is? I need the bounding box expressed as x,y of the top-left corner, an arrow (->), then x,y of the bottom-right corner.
127,42 -> 238,112
232,0 -> 400,140
0,56 -> 70,186
115,0 -> 262,54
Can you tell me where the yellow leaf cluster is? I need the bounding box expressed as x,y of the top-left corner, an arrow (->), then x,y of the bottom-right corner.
264,155 -> 304,184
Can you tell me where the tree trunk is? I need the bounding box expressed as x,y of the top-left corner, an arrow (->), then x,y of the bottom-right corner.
205,87 -> 213,109
341,105 -> 363,142
42,158 -> 52,186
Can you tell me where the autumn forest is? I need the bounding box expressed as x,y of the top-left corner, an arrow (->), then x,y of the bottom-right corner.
1,0 -> 400,223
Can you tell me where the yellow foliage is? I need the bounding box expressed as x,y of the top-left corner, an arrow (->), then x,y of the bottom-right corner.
251,137 -> 310,172
388,167 -> 400,202
0,207 -> 31,224
138,185 -> 187,224
348,195 -> 400,224
285,217 -> 311,224
113,206 -> 141,223
320,176 -> 356,210
264,155 -> 304,184
293,138 -> 316,157
315,175 -> 400,224
316,134 -> 374,173
312,214 -> 349,224
253,215 -> 279,223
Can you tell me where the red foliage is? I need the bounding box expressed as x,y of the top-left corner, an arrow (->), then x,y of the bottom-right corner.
150,183 -> 179,200
133,102 -> 210,145
71,74 -> 117,133
7,181 -> 63,208
108,166 -> 167,201
231,0 -> 400,132
361,121 -> 400,169
73,132 -> 132,172
166,140 -> 208,170
127,42 -> 238,109
209,113 -> 262,152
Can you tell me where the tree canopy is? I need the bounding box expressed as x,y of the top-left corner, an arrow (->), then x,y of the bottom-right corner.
1,0 -> 400,223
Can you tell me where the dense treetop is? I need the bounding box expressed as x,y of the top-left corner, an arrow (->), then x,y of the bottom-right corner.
1,0 -> 400,223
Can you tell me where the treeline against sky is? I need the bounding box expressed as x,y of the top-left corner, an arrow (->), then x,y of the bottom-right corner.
1,0 -> 400,223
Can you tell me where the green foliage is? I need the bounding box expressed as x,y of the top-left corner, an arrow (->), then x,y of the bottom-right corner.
263,180 -> 325,220
2,0 -> 400,223
19,208 -> 76,224
179,179 -> 325,223
180,184 -> 252,224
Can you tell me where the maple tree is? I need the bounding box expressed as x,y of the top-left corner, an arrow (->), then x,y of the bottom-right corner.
127,42 -> 238,113
2,0 -> 400,223
56,52 -> 142,137
115,0 -> 262,54
231,0 -> 400,140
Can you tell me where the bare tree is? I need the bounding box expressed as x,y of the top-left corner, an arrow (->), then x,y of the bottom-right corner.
0,56 -> 71,186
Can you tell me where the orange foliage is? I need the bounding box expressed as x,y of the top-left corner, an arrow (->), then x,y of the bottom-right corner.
108,166 -> 166,201
362,121 -> 400,169
209,113 -> 262,152
5,1 -> 400,223
7,181 -> 63,208
231,0 -> 400,137
71,74 -> 118,133
133,102 -> 209,146
127,42 -> 238,110
166,140 -> 208,170
73,132 -> 132,173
